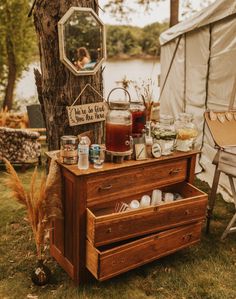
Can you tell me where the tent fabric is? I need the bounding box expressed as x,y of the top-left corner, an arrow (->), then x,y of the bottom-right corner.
160,0 -> 236,45
159,0 -> 236,201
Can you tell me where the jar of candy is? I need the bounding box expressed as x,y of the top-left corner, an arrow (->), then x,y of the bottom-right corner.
130,101 -> 146,137
175,113 -> 198,152
158,114 -> 176,155
106,88 -> 132,154
60,135 -> 78,164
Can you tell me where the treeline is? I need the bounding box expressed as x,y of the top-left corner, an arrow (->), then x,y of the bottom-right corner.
106,22 -> 168,59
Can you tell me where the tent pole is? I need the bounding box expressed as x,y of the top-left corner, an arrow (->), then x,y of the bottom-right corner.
198,24 -> 213,171
183,33 -> 187,112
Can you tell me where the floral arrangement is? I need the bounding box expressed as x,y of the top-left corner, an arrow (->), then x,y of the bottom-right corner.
133,78 -> 157,120
3,158 -> 62,260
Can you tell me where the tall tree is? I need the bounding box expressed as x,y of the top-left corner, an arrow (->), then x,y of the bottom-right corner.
170,0 -> 179,27
33,0 -> 103,150
0,0 -> 37,110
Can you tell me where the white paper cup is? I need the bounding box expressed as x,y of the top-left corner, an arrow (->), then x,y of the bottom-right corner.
151,189 -> 162,205
130,200 -> 140,209
140,195 -> 151,207
164,192 -> 174,203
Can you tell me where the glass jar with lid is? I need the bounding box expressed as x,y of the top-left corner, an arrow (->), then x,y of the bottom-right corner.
106,88 -> 132,154
175,113 -> 198,152
158,114 -> 176,155
60,135 -> 78,164
130,101 -> 146,137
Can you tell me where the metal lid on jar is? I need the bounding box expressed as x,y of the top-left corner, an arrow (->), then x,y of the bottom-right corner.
160,114 -> 174,123
109,101 -> 130,110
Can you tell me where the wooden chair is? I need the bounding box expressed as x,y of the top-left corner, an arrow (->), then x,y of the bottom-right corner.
207,148 -> 236,240
204,107 -> 236,239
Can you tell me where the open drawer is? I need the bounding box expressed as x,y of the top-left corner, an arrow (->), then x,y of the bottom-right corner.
87,182 -> 207,247
86,221 -> 202,281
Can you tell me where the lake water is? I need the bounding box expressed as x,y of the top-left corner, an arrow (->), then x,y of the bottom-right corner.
16,59 -> 160,102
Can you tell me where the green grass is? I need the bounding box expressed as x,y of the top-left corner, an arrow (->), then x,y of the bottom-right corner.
0,164 -> 236,299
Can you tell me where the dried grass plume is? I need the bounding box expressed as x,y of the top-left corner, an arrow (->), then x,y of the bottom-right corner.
3,158 -> 63,259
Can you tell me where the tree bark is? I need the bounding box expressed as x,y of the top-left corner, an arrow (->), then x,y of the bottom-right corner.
33,0 -> 103,151
2,34 -> 17,110
170,0 -> 179,27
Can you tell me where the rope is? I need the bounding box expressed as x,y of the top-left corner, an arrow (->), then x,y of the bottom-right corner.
159,35 -> 182,102
71,83 -> 105,106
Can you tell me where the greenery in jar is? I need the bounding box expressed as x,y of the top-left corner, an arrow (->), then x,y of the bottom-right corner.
151,128 -> 176,141
159,130 -> 177,140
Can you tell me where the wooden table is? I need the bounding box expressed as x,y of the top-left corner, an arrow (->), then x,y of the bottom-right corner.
50,150 -> 207,284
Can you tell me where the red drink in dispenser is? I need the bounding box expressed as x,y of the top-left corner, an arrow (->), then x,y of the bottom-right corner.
105,87 -> 133,156
130,101 -> 146,137
106,122 -> 132,152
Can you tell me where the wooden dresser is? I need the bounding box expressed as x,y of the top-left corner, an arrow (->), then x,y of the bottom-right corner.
50,150 -> 207,284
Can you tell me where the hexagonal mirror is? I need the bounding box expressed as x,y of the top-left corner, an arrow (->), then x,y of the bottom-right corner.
58,7 -> 106,76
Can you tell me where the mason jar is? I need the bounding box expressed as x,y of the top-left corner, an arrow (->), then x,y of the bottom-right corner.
130,101 -> 146,137
175,113 -> 198,152
60,135 -> 78,164
158,114 -> 176,155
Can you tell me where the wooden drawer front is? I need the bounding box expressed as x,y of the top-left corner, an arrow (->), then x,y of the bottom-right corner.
86,222 -> 202,281
86,159 -> 187,205
87,183 -> 207,247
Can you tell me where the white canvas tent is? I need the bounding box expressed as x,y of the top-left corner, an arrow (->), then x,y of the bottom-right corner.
159,0 -> 236,200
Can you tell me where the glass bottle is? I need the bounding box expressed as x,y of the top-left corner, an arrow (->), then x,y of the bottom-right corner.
130,101 -> 146,137
158,114 -> 176,155
175,113 -> 198,152
78,136 -> 89,170
106,88 -> 132,153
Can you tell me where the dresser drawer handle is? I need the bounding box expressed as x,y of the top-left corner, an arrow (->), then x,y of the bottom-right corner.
169,168 -> 181,175
182,233 -> 193,242
185,209 -> 190,215
99,184 -> 112,191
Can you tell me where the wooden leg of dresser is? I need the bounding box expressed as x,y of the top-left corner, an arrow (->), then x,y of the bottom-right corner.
73,177 -> 92,285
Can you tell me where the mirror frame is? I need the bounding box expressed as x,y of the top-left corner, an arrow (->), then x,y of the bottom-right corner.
58,7 -> 106,76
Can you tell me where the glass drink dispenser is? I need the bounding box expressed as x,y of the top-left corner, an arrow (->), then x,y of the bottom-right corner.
106,88 -> 133,155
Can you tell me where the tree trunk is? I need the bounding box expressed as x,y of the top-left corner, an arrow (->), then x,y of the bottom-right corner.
33,0 -> 103,151
3,34 -> 17,110
170,0 -> 179,27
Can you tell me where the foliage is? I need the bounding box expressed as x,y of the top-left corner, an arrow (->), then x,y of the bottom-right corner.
106,22 -> 168,58
142,22 -> 168,56
0,0 -> 38,107
181,0 -> 216,20
104,0 -> 165,20
65,11 -> 102,63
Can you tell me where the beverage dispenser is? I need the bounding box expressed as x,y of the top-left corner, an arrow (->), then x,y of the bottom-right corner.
105,88 -> 133,161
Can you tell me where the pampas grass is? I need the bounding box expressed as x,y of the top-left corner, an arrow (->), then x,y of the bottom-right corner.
3,158 -> 62,260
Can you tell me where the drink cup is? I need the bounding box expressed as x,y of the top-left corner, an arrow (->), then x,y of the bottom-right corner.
129,200 -> 140,209
164,192 -> 174,203
93,145 -> 106,169
140,195 -> 151,207
151,189 -> 162,205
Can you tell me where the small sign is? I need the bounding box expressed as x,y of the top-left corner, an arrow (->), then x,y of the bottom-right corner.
135,144 -> 148,160
67,102 -> 107,127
